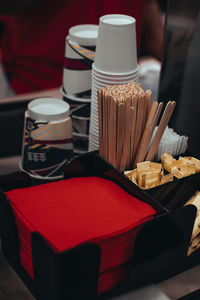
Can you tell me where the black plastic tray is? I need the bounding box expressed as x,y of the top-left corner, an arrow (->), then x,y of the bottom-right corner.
0,151 -> 199,300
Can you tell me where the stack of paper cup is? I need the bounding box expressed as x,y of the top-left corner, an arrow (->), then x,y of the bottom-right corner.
61,24 -> 98,155
89,14 -> 138,151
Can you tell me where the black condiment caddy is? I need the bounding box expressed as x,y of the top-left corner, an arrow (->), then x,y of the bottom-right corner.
0,151 -> 199,300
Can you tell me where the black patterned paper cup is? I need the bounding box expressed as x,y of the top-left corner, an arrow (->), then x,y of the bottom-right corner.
71,115 -> 90,135
21,98 -> 73,179
61,86 -> 91,118
73,132 -> 89,152
63,24 -> 98,99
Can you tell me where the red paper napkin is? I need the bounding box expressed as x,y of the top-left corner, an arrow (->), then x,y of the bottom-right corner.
6,176 -> 156,294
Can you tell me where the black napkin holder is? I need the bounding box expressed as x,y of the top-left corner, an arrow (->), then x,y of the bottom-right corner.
0,151 -> 199,300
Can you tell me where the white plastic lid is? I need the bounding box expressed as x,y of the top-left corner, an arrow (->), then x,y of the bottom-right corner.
69,24 -> 98,46
28,98 -> 70,122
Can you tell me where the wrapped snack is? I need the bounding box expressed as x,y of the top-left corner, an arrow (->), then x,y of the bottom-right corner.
179,156 -> 200,172
161,153 -> 176,172
184,191 -> 200,216
184,191 -> 200,255
125,161 -> 172,189
161,153 -> 200,179
160,173 -> 174,185
188,235 -> 200,256
125,154 -> 199,190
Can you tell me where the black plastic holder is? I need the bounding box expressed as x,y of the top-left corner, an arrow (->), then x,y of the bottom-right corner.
0,151 -> 200,300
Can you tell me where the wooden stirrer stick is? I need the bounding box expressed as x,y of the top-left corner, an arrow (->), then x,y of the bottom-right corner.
119,99 -> 132,171
145,89 -> 152,120
102,90 -> 108,160
145,101 -> 176,161
110,96 -> 117,168
116,102 -> 125,169
98,89 -> 103,157
107,93 -> 113,164
140,101 -> 163,163
134,95 -> 145,156
145,101 -> 164,159
125,96 -> 132,168
133,101 -> 158,166
130,95 -> 138,161
130,106 -> 136,167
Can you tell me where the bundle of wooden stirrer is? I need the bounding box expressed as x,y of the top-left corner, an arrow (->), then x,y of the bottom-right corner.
98,82 -> 176,171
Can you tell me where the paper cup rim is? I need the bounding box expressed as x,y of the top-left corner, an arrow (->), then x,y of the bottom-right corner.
92,63 -> 138,76
60,86 -> 91,103
71,115 -> 90,121
28,98 -> 70,122
92,73 -> 138,82
73,149 -> 88,154
100,14 -> 135,27
73,132 -> 89,138
92,77 -> 138,86
92,69 -> 138,79
68,24 -> 98,46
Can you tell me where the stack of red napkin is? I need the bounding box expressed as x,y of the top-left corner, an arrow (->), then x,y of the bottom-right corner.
6,177 -> 156,294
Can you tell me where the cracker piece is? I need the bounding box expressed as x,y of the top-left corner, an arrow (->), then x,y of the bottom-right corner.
160,173 -> 174,185
124,169 -> 137,178
145,176 -> 160,189
180,164 -> 196,175
171,159 -> 183,169
187,246 -> 193,256
171,167 -> 185,179
179,156 -> 200,172
184,191 -> 200,216
150,162 -> 162,171
145,170 -> 161,180
137,161 -> 151,172
190,234 -> 200,249
191,215 -> 200,241
144,170 -> 161,189
137,171 -> 146,188
190,157 -> 200,172
131,173 -> 137,184
124,169 -> 137,185
187,236 -> 200,256
161,152 -> 176,172
136,161 -> 151,187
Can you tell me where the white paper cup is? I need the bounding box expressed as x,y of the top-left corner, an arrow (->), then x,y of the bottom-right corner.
92,63 -> 138,78
21,98 -> 73,179
90,126 -> 99,136
94,14 -> 137,74
92,76 -> 138,87
92,72 -> 138,83
63,24 -> 98,99
63,67 -> 92,97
